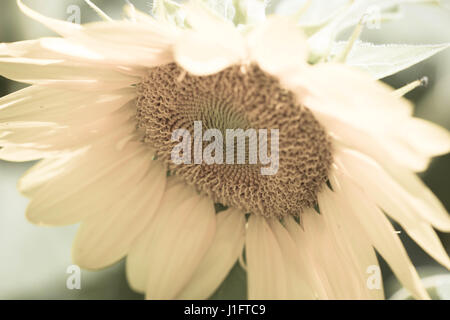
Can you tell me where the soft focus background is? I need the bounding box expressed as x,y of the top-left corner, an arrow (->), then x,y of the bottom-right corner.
0,0 -> 449,299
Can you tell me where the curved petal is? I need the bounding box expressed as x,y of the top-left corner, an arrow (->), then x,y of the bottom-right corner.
17,0 -> 81,36
126,179 -> 216,299
174,31 -> 242,76
0,86 -> 135,124
0,145 -> 50,162
0,38 -> 103,61
17,0 -> 176,68
311,109 -> 430,172
335,147 -> 450,269
284,216 -> 334,299
286,204 -> 379,300
286,63 -> 449,172
72,161 -> 166,269
318,189 -> 384,300
246,215 -> 288,299
177,207 -> 246,299
266,218 -> 317,299
0,57 -> 137,89
387,164 -> 450,233
248,16 -> 309,76
395,118 -> 450,157
246,215 -> 316,299
126,179 -> 194,293
174,1 -> 246,75
1,105 -> 136,153
330,168 -> 430,300
23,141 -> 152,226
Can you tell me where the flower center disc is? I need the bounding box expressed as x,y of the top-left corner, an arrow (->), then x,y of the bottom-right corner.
136,63 -> 332,217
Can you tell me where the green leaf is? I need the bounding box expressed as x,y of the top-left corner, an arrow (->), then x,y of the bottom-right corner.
331,41 -> 450,79
202,0 -> 236,22
306,0 -> 440,60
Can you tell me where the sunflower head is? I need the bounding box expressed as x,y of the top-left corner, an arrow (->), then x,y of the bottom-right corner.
136,62 -> 332,217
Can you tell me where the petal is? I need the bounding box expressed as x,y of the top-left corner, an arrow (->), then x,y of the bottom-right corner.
246,215 -> 316,299
144,194 -> 216,299
18,153 -> 80,194
284,216 -> 334,299
395,118 -> 450,157
335,148 -> 450,268
177,207 -> 246,299
17,0 -> 176,67
246,215 -> 288,299
0,145 -> 50,162
24,141 -> 153,226
266,218 -> 317,299
1,105 -> 136,152
174,31 -> 242,76
284,63 -> 437,171
174,1 -> 246,75
387,164 -> 450,233
126,179 -> 216,299
17,0 -> 81,36
291,63 -> 413,122
126,179 -> 195,293
330,168 -> 430,300
284,63 -> 432,172
66,21 -> 176,67
318,189 -> 384,300
286,205 -> 377,300
249,16 -> 309,76
0,85 -> 135,125
0,57 -> 137,89
0,38 -> 103,61
312,109 -> 430,172
72,161 -> 166,269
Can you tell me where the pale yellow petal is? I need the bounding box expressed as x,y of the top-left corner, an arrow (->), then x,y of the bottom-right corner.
0,145 -> 50,162
17,0 -> 81,36
177,207 -> 245,299
174,31 -> 242,76
312,109 -> 430,172
17,0 -> 175,67
1,107 -> 135,152
249,16 -> 309,76
143,194 -> 216,299
288,206 -> 373,300
125,179 -> 216,299
395,118 -> 450,157
387,164 -> 450,233
0,57 -> 137,89
335,148 -> 450,269
266,218 -> 317,299
126,180 -> 195,293
174,1 -> 246,75
284,217 -> 334,299
72,161 -> 166,269
285,63 -> 431,171
246,215 -> 288,299
330,169 -> 430,299
24,142 -> 152,226
318,189 -> 384,300
0,38 -> 102,61
0,85 -> 135,124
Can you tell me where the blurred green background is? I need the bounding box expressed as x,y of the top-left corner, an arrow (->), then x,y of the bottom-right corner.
0,0 -> 449,299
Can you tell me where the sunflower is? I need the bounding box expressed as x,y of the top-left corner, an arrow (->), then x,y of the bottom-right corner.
1,0 -> 449,300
